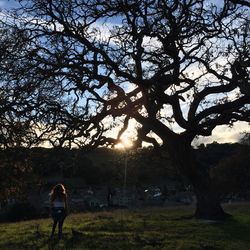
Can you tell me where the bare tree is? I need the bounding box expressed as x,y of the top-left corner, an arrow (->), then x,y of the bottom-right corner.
0,0 -> 249,219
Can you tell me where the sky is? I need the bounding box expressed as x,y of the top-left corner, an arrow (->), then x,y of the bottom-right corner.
1,0 -> 249,147
0,0 -> 18,9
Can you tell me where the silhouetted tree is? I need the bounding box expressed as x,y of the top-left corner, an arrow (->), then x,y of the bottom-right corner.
0,89 -> 38,148
0,0 -> 249,219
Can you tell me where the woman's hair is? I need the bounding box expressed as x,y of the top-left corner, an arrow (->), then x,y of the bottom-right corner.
50,184 -> 66,202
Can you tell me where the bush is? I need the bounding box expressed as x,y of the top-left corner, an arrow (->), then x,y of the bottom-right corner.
211,146 -> 250,199
7,202 -> 38,222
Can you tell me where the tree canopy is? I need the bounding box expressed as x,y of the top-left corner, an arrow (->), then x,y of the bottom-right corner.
0,0 -> 249,149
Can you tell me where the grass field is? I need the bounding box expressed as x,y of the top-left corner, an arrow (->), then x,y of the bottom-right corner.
1,203 -> 250,250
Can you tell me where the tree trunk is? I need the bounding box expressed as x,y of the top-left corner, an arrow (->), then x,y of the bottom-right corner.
166,137 -> 230,220
192,170 -> 229,220
194,188 -> 227,220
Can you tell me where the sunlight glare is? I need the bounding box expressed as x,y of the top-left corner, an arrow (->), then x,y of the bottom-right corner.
114,138 -> 133,150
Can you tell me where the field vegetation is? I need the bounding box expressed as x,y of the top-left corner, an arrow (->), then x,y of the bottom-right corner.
1,203 -> 250,249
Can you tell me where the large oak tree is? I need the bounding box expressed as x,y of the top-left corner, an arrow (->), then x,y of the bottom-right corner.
0,0 -> 249,219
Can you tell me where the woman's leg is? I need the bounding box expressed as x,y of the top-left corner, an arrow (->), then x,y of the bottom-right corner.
58,219 -> 65,238
50,219 -> 58,238
58,214 -> 66,239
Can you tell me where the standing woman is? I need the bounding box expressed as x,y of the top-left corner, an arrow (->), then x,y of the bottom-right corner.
49,184 -> 68,239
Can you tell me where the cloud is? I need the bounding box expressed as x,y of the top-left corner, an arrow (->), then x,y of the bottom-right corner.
193,121 -> 250,146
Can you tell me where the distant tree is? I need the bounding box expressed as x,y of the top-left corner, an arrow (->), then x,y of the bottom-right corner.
0,149 -> 35,205
211,145 -> 250,198
0,1 -> 249,219
239,132 -> 250,145
196,142 -> 242,169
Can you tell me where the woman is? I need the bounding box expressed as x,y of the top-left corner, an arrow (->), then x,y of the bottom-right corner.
49,184 -> 68,239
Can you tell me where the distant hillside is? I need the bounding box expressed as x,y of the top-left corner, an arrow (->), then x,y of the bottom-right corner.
0,143 -> 249,203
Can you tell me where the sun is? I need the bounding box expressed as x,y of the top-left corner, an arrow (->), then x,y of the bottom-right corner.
114,137 -> 133,150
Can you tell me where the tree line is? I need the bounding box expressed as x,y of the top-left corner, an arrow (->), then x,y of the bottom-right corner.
1,142 -> 250,205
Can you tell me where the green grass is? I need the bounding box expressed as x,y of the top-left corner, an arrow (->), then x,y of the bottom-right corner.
1,203 -> 250,249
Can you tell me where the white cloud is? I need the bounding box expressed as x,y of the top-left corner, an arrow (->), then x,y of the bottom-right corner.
193,121 -> 250,146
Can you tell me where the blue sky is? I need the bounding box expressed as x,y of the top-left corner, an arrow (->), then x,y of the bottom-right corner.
0,0 -> 19,9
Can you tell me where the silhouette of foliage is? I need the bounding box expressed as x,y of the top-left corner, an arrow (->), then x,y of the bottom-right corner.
0,148 -> 36,205
211,145 -> 250,198
0,0 -> 249,219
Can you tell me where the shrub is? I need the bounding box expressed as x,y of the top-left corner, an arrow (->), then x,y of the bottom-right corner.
7,202 -> 38,221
